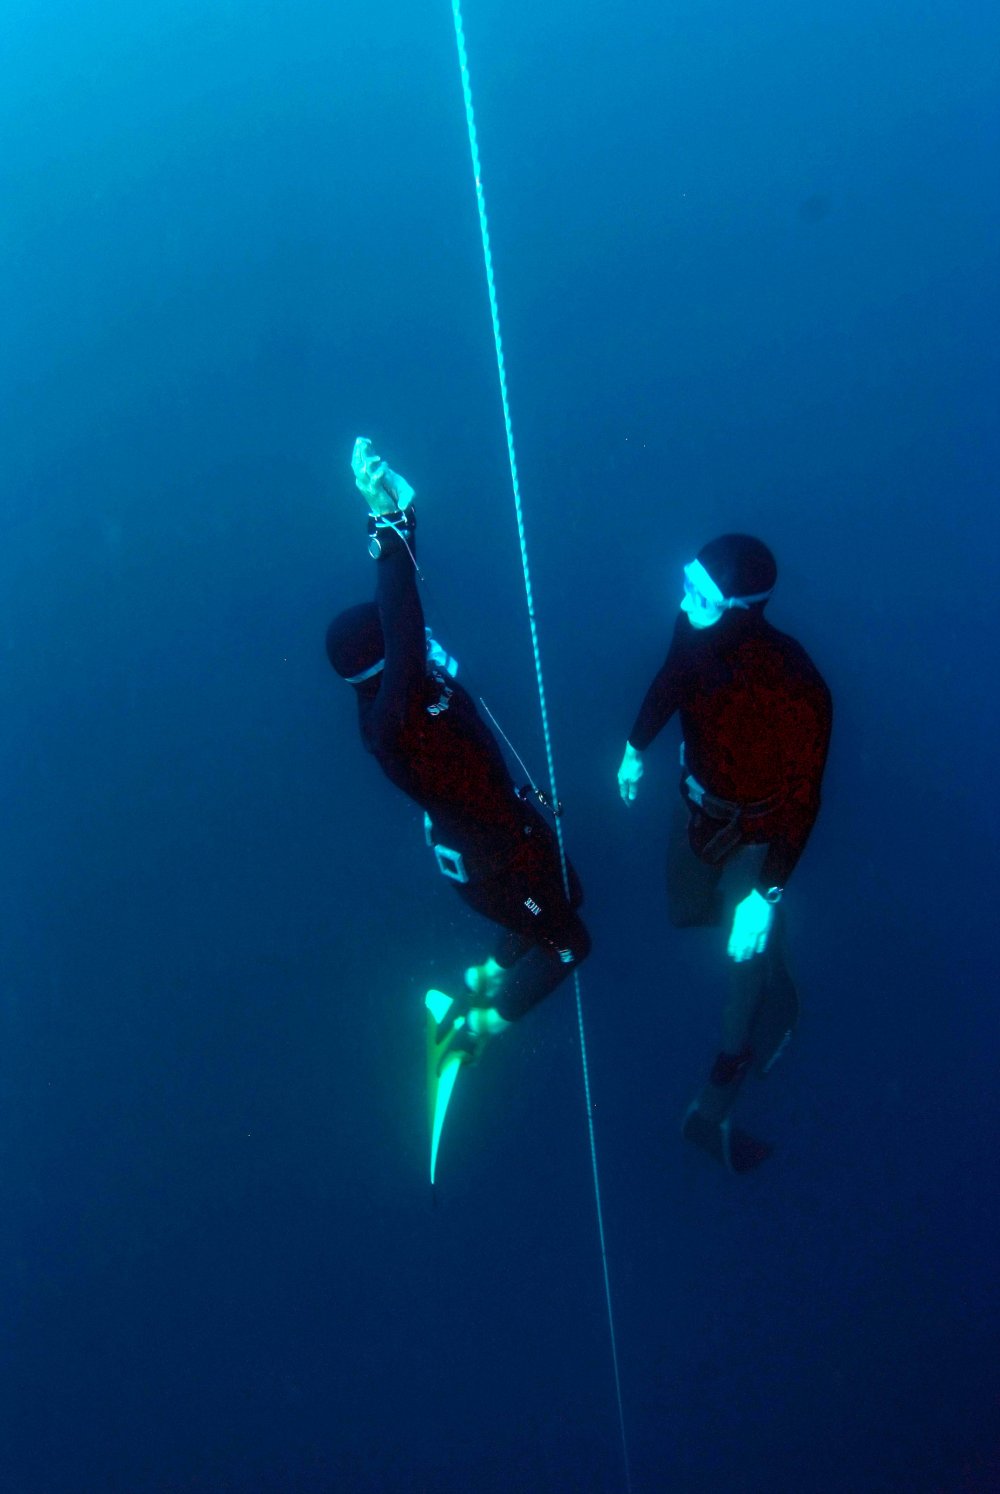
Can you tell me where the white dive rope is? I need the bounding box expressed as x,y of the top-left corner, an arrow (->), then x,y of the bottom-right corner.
448,6 -> 632,1489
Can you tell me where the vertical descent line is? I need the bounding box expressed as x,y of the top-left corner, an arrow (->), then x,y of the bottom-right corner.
448,5 -> 632,1489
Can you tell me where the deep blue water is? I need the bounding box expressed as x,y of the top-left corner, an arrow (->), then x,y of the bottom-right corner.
2,2 -> 998,1490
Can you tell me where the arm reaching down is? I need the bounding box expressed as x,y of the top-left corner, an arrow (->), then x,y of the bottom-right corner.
617,743 -> 645,804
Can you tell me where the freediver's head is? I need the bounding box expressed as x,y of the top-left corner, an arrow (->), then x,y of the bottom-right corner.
326,602 -> 385,685
681,534 -> 777,630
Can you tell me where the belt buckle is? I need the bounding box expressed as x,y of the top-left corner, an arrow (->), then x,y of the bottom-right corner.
684,774 -> 705,808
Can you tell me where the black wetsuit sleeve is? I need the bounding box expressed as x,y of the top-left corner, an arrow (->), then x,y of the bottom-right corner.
627,616 -> 688,751
365,519 -> 425,748
757,678 -> 833,892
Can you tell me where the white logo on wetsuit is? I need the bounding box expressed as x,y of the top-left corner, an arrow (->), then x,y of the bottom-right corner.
524,897 -> 541,916
425,630 -> 457,717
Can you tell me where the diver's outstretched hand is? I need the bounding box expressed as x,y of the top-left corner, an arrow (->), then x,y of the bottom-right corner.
351,437 -> 415,516
617,742 -> 644,805
727,889 -> 775,962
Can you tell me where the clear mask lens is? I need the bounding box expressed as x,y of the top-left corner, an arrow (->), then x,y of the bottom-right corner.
682,561 -> 726,628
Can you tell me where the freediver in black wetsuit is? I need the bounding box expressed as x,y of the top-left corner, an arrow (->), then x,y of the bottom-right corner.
326,441 -> 590,1065
618,535 -> 832,1172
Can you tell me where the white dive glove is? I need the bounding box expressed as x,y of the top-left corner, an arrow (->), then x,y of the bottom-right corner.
617,742 -> 644,804
727,889 -> 775,962
351,437 -> 416,516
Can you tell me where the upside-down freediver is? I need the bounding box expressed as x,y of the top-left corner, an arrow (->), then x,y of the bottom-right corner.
327,440 -> 590,1184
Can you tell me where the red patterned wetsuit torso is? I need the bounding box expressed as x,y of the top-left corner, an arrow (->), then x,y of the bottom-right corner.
629,610 -> 832,887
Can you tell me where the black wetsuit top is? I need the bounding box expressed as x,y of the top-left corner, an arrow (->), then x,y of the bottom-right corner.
629,609 -> 832,890
355,519 -> 525,874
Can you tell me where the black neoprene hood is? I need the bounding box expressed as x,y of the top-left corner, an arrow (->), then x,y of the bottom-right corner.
326,602 -> 384,680
697,534 -> 777,603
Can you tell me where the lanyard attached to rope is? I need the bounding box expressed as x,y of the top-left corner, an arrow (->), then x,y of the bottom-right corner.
448,5 -> 630,1490
478,696 -> 563,817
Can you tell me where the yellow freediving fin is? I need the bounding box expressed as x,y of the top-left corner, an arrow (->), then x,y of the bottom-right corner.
425,989 -> 469,1187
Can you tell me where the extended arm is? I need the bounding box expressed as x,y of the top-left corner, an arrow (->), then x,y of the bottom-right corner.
351,438 -> 425,741
617,742 -> 645,804
617,617 -> 687,804
372,521 -> 425,739
755,676 -> 833,894
729,675 -> 833,961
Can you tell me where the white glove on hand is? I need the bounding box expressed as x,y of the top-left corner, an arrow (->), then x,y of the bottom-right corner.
351,437 -> 415,516
617,743 -> 644,804
727,889 -> 774,962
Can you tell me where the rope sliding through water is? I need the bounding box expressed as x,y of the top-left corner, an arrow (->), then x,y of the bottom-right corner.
448,5 -> 632,1489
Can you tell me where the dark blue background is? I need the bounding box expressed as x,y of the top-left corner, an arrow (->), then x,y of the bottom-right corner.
2,1 -> 998,1490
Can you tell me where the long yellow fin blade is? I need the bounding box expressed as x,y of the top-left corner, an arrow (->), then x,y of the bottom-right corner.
425,990 -> 465,1186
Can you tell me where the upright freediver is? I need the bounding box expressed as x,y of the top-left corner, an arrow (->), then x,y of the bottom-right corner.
617,535 -> 832,1172
327,440 -> 590,1178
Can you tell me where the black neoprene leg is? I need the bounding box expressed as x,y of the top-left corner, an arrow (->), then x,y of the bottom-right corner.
493,928 -> 534,969
723,949 -> 771,1054
746,911 -> 799,1074
680,839 -> 788,1171
716,846 -> 798,1067
492,939 -> 582,1023
666,798 -> 725,927
456,836 -> 590,1022
718,842 -> 770,1053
